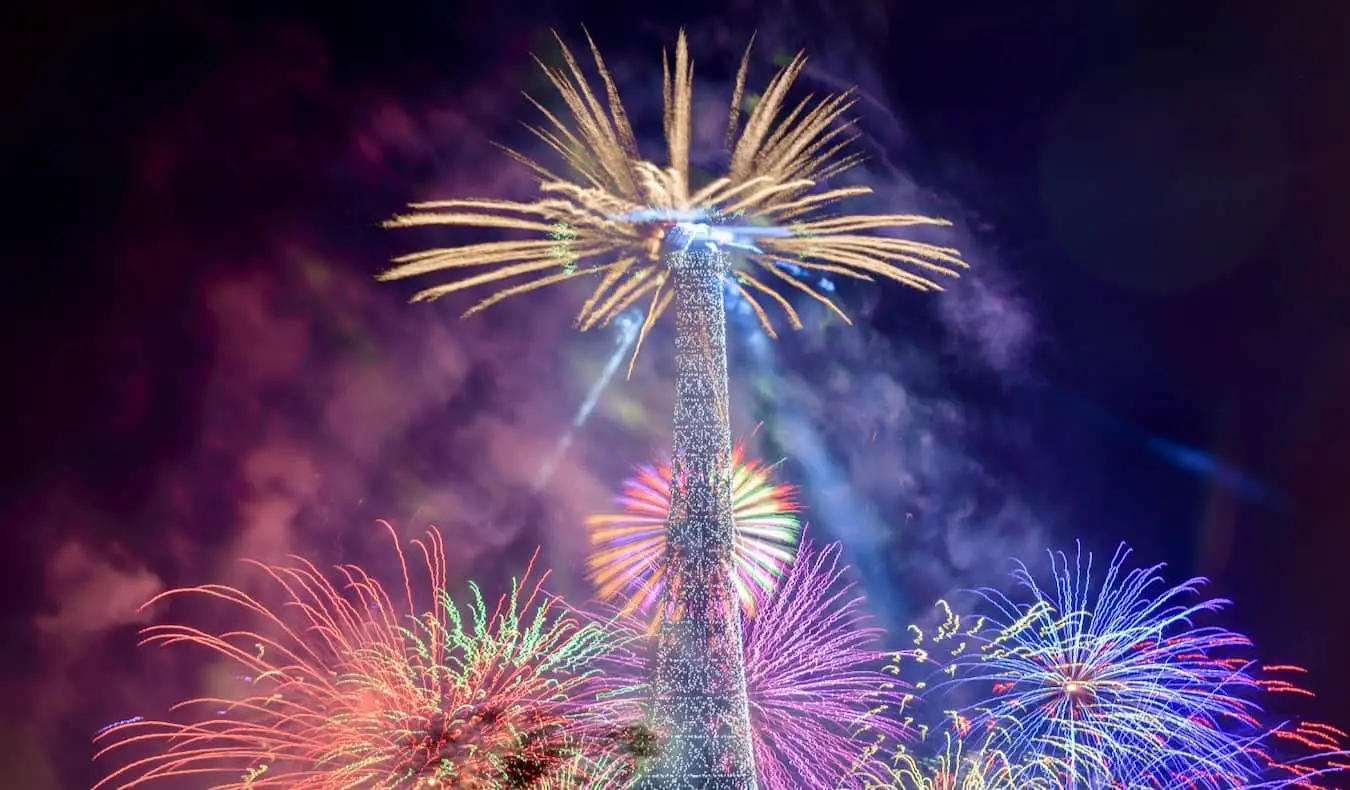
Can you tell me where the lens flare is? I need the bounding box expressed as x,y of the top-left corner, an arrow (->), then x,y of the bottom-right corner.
93,523 -> 637,789
585,442 -> 801,616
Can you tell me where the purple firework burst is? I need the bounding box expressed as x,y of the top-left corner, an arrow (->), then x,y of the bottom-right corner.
606,539 -> 913,788
742,539 -> 915,788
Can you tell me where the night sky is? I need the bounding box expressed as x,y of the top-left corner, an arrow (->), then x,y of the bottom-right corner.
3,1 -> 1349,787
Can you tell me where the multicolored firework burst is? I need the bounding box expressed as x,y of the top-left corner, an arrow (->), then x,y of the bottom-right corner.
909,543 -> 1347,790
607,540 -> 914,789
585,442 -> 801,616
93,523 -> 637,789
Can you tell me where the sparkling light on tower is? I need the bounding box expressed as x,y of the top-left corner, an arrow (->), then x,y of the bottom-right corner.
648,237 -> 756,787
380,30 -> 966,787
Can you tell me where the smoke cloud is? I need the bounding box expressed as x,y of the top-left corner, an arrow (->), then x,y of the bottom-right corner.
10,16 -> 1045,788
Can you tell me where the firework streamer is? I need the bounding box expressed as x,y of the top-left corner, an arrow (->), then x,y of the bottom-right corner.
532,309 -> 642,491
381,29 -> 966,787
93,523 -> 638,789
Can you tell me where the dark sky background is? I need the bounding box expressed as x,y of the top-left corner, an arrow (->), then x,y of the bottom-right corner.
2,0 -> 1348,787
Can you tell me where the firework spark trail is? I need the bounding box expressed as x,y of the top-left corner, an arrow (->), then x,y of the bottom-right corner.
855,725 -> 1057,790
585,442 -> 801,617
532,309 -> 642,491
1202,664 -> 1350,790
93,522 -> 638,789
897,543 -> 1348,790
738,540 -> 915,789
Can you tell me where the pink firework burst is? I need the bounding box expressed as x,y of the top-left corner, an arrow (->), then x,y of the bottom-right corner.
92,523 -> 639,789
585,442 -> 801,616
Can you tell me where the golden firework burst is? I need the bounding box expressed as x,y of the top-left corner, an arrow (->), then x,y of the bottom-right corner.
381,30 -> 966,358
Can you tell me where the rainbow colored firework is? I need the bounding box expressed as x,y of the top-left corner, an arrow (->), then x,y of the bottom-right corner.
585,442 -> 801,616
900,544 -> 1349,790
93,523 -> 638,789
605,540 -> 914,788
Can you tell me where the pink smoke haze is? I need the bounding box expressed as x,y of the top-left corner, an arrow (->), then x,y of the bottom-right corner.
5,18 -> 1039,790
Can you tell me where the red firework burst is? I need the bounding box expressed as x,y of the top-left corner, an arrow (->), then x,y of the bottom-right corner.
93,523 -> 637,789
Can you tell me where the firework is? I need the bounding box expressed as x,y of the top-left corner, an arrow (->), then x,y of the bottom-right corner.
382,30 -> 965,788
926,543 -> 1337,789
858,726 -> 1057,790
93,523 -> 636,789
585,442 -> 801,616
607,540 -> 914,789
1219,665 -> 1350,790
379,30 -> 966,353
740,540 -> 914,789
532,309 -> 642,491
